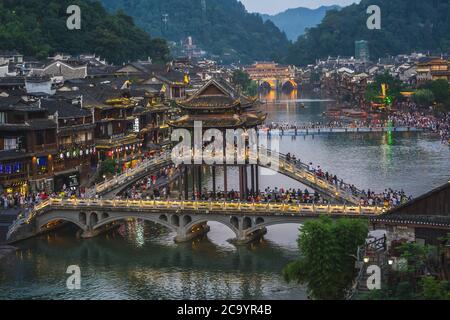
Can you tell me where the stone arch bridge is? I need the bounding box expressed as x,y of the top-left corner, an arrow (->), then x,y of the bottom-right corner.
7,198 -> 383,244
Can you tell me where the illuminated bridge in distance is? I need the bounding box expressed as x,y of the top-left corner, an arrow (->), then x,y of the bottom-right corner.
244,62 -> 298,90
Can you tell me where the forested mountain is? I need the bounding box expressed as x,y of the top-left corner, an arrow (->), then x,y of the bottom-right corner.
286,0 -> 450,66
261,5 -> 341,41
101,0 -> 290,63
0,0 -> 169,64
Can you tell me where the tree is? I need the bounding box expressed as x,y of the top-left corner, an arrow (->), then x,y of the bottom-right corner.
421,276 -> 450,300
283,217 -> 368,300
285,0 -> 450,66
232,70 -> 258,97
365,72 -> 405,106
99,159 -> 117,178
413,89 -> 435,107
420,79 -> 450,105
101,0 -> 290,63
0,0 -> 170,64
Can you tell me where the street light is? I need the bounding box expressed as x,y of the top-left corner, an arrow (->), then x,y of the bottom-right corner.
363,256 -> 370,263
388,259 -> 394,265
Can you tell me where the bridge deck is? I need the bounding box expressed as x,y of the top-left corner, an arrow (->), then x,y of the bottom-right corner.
28,198 -> 385,220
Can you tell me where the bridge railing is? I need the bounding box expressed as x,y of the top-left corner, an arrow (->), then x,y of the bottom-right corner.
259,148 -> 363,204
85,152 -> 172,197
26,198 -> 385,221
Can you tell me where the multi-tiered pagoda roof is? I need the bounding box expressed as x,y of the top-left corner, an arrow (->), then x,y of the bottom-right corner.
169,79 -> 266,129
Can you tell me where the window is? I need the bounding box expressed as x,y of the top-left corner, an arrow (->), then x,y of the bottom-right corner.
0,112 -> 6,124
4,138 -> 17,150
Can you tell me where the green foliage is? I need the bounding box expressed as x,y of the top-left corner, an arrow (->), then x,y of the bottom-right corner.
365,72 -> 405,103
413,89 -> 435,107
99,158 -> 116,177
361,277 -> 450,300
421,276 -> 450,300
231,69 -> 257,96
285,0 -> 450,65
398,242 -> 432,274
101,0 -> 289,63
420,79 -> 450,106
0,0 -> 170,64
283,217 -> 368,300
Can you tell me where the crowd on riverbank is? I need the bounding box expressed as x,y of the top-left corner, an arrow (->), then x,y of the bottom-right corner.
388,110 -> 449,142
0,185 -> 84,210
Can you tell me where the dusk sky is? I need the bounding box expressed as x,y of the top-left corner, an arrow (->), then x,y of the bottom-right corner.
240,0 -> 360,15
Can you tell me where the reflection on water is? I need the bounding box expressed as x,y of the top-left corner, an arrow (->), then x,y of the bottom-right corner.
1,90 -> 449,300
0,222 -> 305,300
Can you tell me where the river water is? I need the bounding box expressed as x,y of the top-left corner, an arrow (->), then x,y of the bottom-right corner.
1,90 -> 449,300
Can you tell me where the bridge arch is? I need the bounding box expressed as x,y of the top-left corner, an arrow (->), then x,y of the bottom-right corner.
281,80 -> 297,91
259,81 -> 273,90
79,212 -> 87,225
184,217 -> 240,238
92,215 -> 178,233
171,215 -> 180,227
89,212 -> 99,226
37,216 -> 87,232
244,219 -> 305,236
183,215 -> 192,227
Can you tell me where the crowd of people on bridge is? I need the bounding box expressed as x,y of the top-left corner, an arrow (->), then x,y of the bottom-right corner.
124,165 -> 178,200
284,153 -> 411,208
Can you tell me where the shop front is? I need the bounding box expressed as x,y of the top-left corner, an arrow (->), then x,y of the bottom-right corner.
54,170 -> 80,192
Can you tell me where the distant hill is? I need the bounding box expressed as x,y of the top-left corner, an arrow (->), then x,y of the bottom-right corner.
101,0 -> 290,63
286,0 -> 450,66
261,5 -> 341,41
0,0 -> 170,64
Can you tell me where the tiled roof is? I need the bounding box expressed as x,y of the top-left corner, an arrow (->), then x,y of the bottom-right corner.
40,99 -> 91,118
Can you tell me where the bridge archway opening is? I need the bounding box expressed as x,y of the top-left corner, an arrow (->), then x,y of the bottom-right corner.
183,215 -> 192,227
247,222 -> 304,246
38,218 -> 85,235
90,212 -> 98,226
259,81 -> 273,91
92,216 -> 178,235
243,217 -> 252,230
281,80 -> 297,91
171,215 -> 180,227
159,214 -> 168,222
255,217 -> 265,225
79,212 -> 87,225
101,213 -> 109,220
230,216 -> 239,229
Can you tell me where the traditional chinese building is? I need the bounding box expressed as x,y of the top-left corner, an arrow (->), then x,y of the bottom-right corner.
169,79 -> 266,200
416,57 -> 450,84
40,98 -> 96,191
0,96 -> 58,194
